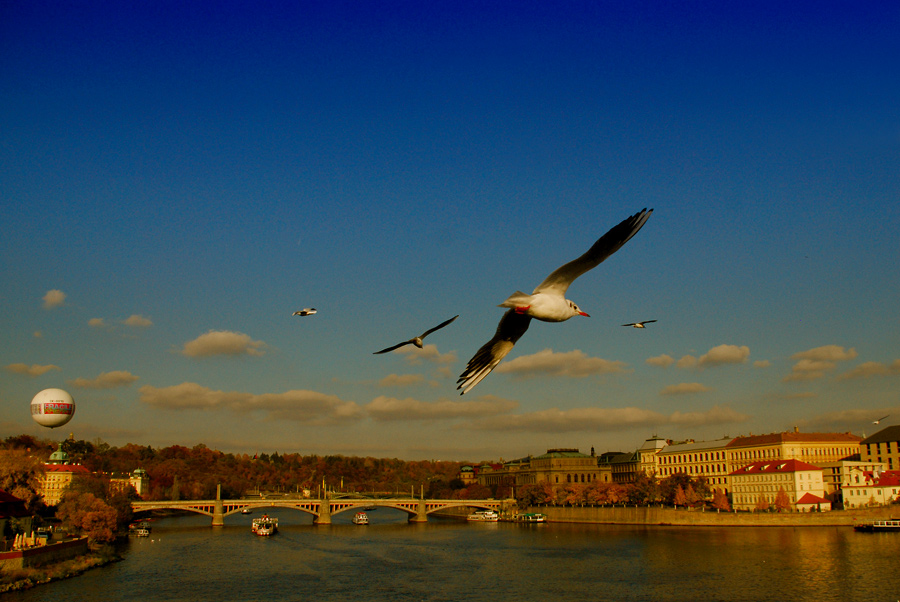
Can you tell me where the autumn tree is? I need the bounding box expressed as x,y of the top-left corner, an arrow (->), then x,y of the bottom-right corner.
774,487 -> 791,512
56,491 -> 118,547
673,485 -> 687,507
754,493 -> 770,511
711,489 -> 731,511
0,449 -> 45,511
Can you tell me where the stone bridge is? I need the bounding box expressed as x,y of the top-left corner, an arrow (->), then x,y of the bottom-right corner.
132,486 -> 514,526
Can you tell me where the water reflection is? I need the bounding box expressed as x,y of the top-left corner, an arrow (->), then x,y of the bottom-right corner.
6,513 -> 899,602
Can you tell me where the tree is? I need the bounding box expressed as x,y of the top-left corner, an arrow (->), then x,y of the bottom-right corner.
626,473 -> 660,505
774,487 -> 791,512
673,485 -> 687,507
0,449 -> 45,511
754,493 -> 769,511
711,489 -> 731,511
56,491 -> 118,547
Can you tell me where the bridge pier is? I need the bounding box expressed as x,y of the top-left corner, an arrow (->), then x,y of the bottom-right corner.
315,499 -> 331,525
212,484 -> 225,527
409,499 -> 428,523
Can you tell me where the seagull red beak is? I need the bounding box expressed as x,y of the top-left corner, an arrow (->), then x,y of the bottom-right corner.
578,311 -> 590,317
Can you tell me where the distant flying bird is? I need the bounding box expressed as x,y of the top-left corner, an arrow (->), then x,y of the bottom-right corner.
457,208 -> 653,395
873,414 -> 889,424
373,315 -> 459,354
292,308 -> 317,317
623,320 -> 657,328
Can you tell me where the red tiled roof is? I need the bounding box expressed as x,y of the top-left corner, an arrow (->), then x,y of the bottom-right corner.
796,493 -> 829,505
729,459 -> 822,475
727,432 -> 862,447
44,464 -> 90,474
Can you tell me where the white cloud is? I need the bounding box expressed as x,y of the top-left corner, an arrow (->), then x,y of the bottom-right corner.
660,382 -> 712,396
181,331 -> 266,357
676,355 -> 698,369
646,354 -> 675,368
698,344 -> 750,367
42,289 -> 66,309
69,370 -> 139,389
754,360 -> 771,368
365,395 -> 518,421
792,345 -> 858,362
4,363 -> 61,377
139,383 -> 362,424
783,346 -> 859,382
837,361 -> 900,381
496,349 -> 629,378
88,318 -> 105,328
124,314 -> 153,328
395,344 -> 456,365
378,374 -> 425,387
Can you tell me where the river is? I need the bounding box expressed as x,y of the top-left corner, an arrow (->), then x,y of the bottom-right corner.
6,507 -> 900,602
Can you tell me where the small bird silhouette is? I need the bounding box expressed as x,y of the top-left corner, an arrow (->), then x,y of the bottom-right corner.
873,414 -> 889,424
292,308 -> 317,317
373,315 -> 459,354
622,320 -> 657,328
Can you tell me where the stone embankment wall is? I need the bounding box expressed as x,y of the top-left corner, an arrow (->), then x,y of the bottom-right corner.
525,505 -> 897,527
0,537 -> 89,571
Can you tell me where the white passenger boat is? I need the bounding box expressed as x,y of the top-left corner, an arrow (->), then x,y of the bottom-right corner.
252,515 -> 278,536
854,518 -> 900,532
352,512 -> 369,525
467,510 -> 500,522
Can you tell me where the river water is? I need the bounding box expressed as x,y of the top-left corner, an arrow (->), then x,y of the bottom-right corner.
7,508 -> 900,602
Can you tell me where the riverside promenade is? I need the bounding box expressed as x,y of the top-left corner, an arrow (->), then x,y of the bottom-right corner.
524,504 -> 897,527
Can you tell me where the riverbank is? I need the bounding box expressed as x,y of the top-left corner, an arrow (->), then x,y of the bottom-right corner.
0,545 -> 120,594
524,504 -> 898,526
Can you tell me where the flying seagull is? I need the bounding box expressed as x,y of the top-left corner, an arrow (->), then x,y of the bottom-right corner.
873,414 -> 889,424
292,308 -> 317,316
623,320 -> 657,328
373,315 -> 459,354
457,208 -> 653,395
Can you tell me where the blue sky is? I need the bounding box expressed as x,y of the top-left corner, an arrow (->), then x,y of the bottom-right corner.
2,1 -> 898,461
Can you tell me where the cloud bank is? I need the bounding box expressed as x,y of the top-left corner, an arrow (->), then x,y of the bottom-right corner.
497,349 -> 629,378
5,363 -> 61,377
69,370 -> 139,389
181,331 -> 266,357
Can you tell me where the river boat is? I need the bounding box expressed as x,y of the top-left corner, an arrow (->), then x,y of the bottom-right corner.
241,508 -> 253,515
252,516 -> 278,536
512,512 -> 546,523
853,518 -> 900,532
467,510 -> 500,522
132,528 -> 151,537
352,512 -> 369,525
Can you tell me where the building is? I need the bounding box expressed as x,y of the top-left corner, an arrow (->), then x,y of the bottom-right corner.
726,429 -> 861,471
729,459 -> 830,511
657,437 -> 733,492
109,468 -> 150,498
637,436 -> 668,476
841,468 -> 900,508
38,450 -> 90,506
860,425 -> 900,471
474,449 -> 603,495
818,459 -> 887,505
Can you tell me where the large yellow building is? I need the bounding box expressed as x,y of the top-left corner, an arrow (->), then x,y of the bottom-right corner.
729,459 -> 830,511
860,425 -> 900,471
39,450 -> 90,506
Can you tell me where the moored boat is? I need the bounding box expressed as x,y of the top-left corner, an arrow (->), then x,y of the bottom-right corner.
512,512 -> 546,523
252,515 -> 278,536
853,518 -> 900,532
467,510 -> 500,522
241,508 -> 253,515
132,528 -> 150,537
352,512 -> 369,525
